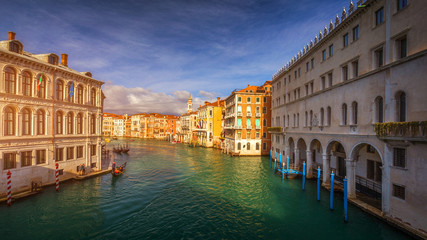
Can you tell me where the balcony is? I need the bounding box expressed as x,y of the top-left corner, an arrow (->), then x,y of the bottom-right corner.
267,127 -> 283,134
256,113 -> 261,117
246,112 -> 252,117
256,125 -> 261,130
374,121 -> 427,142
235,125 -> 243,129
237,112 -> 242,117
247,125 -> 252,129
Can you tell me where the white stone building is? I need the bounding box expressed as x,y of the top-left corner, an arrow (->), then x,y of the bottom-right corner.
0,32 -> 104,195
270,0 -> 427,237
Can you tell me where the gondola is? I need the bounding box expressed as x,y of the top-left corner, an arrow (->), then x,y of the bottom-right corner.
111,162 -> 127,176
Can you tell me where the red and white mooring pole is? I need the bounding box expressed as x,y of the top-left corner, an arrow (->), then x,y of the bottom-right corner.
7,170 -> 12,206
55,163 -> 59,192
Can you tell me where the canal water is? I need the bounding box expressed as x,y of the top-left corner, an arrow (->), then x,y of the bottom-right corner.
1,139 -> 412,240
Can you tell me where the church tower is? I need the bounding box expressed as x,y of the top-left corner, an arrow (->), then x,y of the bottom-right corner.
187,94 -> 193,113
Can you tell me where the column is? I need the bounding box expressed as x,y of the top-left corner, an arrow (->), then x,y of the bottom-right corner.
285,146 -> 290,160
382,145 -> 392,214
322,154 -> 331,184
294,147 -> 300,168
345,158 -> 356,199
17,113 -> 22,137
306,150 -> 313,178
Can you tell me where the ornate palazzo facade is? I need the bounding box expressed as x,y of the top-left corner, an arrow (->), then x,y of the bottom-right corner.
0,32 -> 104,195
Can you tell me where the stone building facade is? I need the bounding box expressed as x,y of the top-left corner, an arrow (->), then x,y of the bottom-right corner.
194,98 -> 225,148
270,0 -> 427,237
224,81 -> 272,155
0,32 -> 104,195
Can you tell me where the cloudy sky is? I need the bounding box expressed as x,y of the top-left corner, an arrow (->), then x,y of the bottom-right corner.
1,0 -> 350,115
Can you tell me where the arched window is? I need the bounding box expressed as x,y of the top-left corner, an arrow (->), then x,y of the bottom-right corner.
320,108 -> 324,126
256,118 -> 260,126
237,142 -> 241,150
247,142 -> 251,150
237,105 -> 242,113
36,109 -> 45,135
5,67 -> 16,94
246,118 -> 251,127
57,80 -> 64,101
22,72 -> 32,96
67,112 -> 74,134
37,75 -> 46,98
342,104 -> 347,125
263,119 -> 267,127
256,143 -> 260,150
56,112 -> 63,134
91,88 -> 96,106
77,85 -> 83,104
396,91 -> 406,122
375,96 -> 384,123
22,108 -> 31,135
90,114 -> 96,134
77,113 -> 83,134
67,82 -> 74,102
327,106 -> 331,126
352,101 -> 358,125
4,106 -> 16,136
296,113 -> 299,127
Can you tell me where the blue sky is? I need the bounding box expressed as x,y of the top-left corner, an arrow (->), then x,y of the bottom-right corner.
1,0 -> 350,115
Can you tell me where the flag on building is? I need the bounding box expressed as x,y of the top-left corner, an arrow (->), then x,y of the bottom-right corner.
37,73 -> 43,92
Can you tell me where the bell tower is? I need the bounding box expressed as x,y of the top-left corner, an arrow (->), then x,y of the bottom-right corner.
187,94 -> 193,113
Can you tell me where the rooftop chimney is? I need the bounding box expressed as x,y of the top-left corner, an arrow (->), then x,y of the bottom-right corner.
217,97 -> 220,106
61,53 -> 68,67
8,31 -> 16,40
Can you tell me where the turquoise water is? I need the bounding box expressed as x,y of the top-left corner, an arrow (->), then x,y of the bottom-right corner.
1,139 -> 412,239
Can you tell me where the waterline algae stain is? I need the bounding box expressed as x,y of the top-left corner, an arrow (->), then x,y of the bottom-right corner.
0,139 -> 412,239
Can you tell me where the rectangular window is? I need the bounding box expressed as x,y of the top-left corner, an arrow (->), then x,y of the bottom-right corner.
56,148 -> 64,162
352,60 -> 359,78
247,97 -> 251,103
256,97 -> 260,103
393,184 -> 405,200
256,132 -> 260,139
306,62 -> 309,72
36,150 -> 46,164
263,97 -> 267,103
298,68 -> 301,77
322,50 -> 326,61
321,76 -> 326,90
329,44 -> 333,57
77,146 -> 84,158
237,131 -> 241,139
393,148 -> 406,168
310,82 -> 314,94
311,58 -> 314,68
398,36 -> 407,59
90,144 -> 97,156
342,66 -> 348,81
353,25 -> 359,41
237,97 -> 242,102
66,147 -> 74,160
4,153 -> 16,169
328,73 -> 333,87
263,132 -> 266,138
375,48 -> 384,67
397,0 -> 408,11
21,151 -> 32,167
343,33 -> 349,47
263,142 -> 266,150
376,7 -> 384,26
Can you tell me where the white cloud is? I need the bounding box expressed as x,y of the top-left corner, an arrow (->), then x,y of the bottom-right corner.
102,83 -> 217,115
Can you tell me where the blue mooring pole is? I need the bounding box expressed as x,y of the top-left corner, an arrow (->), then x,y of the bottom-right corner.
274,152 -> 277,172
286,156 -> 289,179
317,167 -> 321,201
270,150 -> 272,168
279,153 -> 282,166
344,177 -> 348,222
330,171 -> 334,211
302,162 -> 306,191
282,161 -> 285,180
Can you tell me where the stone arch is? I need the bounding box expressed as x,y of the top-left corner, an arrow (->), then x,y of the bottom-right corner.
296,138 -> 307,168
350,142 -> 384,164
325,139 -> 347,180
288,137 -> 295,164
2,64 -> 18,72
